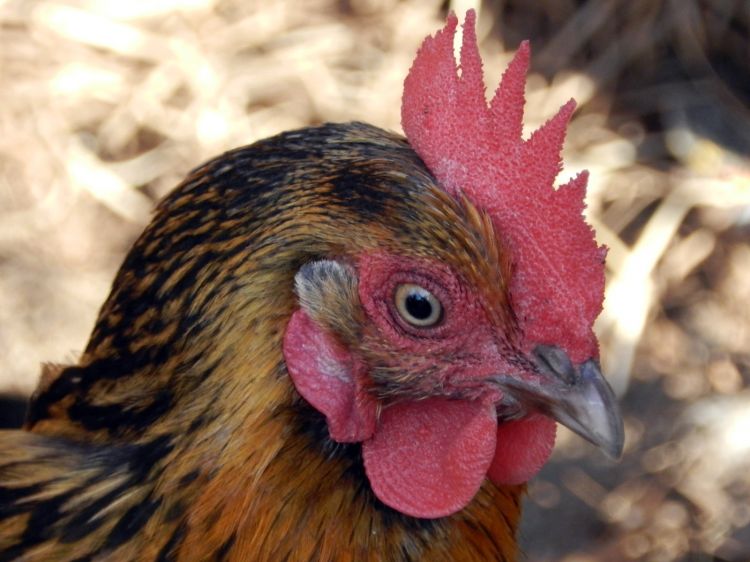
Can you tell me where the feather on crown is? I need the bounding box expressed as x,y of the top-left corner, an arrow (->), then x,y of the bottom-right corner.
402,11 -> 606,362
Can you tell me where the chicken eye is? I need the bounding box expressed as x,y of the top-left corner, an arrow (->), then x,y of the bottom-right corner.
394,284 -> 443,327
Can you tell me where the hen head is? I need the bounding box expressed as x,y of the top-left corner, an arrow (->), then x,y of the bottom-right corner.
24,11 -> 622,534
284,10 -> 622,520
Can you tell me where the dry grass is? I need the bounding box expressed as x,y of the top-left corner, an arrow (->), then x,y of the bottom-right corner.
1,0 -> 749,560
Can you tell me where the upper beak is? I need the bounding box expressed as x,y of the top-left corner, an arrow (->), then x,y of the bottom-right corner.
491,345 -> 624,459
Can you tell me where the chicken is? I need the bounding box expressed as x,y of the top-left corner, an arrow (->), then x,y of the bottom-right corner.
0,10 -> 622,561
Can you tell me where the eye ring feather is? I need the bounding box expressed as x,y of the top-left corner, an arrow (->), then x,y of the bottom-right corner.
394,284 -> 443,328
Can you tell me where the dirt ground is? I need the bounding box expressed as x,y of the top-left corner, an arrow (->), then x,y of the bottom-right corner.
1,1 -> 749,560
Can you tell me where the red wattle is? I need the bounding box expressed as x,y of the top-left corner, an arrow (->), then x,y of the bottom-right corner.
362,397 -> 497,519
487,414 -> 556,485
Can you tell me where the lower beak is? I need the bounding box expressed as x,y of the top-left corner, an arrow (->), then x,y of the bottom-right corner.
491,346 -> 624,459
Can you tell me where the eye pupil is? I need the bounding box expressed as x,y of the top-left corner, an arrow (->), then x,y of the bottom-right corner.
405,293 -> 433,320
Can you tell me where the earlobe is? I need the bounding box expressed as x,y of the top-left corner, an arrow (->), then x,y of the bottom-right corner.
283,309 -> 376,443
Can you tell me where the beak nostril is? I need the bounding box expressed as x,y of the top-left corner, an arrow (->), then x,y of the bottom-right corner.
533,345 -> 577,385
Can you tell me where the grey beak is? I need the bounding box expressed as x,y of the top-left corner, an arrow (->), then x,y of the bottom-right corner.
492,346 -> 624,459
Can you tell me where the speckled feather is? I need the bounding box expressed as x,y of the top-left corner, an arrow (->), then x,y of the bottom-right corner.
0,123 -> 524,561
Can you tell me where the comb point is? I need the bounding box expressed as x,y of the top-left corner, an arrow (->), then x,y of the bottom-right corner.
458,9 -> 485,99
521,98 -> 578,190
489,42 -> 531,147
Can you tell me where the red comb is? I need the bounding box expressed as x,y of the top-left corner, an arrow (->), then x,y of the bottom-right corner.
402,10 -> 606,362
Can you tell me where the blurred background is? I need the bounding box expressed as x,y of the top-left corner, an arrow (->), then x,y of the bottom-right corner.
1,0 -> 749,560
